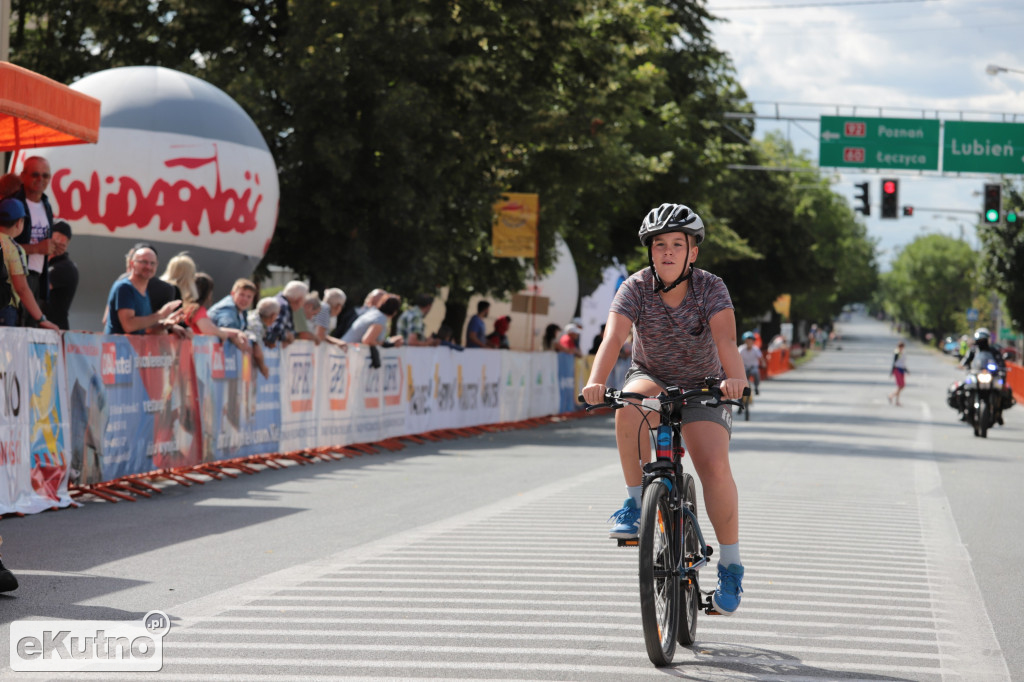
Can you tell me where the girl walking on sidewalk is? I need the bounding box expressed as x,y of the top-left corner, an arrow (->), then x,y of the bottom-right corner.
888,341 -> 908,406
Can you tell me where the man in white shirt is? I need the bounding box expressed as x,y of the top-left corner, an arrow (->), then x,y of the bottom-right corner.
15,156 -> 55,314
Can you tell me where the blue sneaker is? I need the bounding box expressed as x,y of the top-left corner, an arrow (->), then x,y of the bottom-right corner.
712,563 -> 744,615
608,498 -> 641,539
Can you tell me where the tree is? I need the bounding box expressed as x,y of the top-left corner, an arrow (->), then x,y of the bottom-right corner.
8,1 -> 869,339
977,180 -> 1024,332
881,233 -> 977,338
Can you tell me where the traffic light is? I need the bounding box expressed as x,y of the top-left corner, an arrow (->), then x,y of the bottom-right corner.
853,182 -> 870,216
902,206 -> 914,217
983,184 -> 1001,224
1008,209 -> 1018,224
880,178 -> 899,219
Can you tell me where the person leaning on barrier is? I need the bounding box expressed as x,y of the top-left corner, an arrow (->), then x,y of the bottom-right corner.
304,289 -> 348,350
208,277 -> 257,331
342,294 -> 404,347
321,288 -> 346,340
182,273 -> 249,350
247,295 -> 283,353
103,246 -> 184,336
397,293 -> 440,347
269,280 -> 308,347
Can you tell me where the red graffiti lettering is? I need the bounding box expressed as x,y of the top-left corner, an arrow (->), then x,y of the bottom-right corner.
51,145 -> 262,236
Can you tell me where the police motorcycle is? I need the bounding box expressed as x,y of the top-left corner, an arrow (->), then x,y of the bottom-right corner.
947,328 -> 1015,438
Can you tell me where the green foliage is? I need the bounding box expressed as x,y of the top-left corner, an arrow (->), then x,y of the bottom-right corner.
880,233 -> 977,336
8,0 -> 878,336
977,180 -> 1024,332
713,134 -> 878,328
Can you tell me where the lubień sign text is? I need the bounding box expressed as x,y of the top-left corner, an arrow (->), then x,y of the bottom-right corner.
942,121 -> 1024,174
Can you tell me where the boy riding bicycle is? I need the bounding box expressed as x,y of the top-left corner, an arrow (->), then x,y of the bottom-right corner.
582,203 -> 748,615
738,331 -> 766,395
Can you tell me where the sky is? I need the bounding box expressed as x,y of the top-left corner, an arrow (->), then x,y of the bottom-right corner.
705,0 -> 1024,268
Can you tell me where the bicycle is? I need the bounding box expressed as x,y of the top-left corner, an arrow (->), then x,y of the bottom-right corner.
739,365 -> 759,421
579,378 -> 747,666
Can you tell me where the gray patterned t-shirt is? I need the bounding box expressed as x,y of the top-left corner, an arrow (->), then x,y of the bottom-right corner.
610,267 -> 734,390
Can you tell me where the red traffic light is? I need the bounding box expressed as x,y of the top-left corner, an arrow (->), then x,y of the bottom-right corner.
903,206 -> 914,217
883,180 -> 897,195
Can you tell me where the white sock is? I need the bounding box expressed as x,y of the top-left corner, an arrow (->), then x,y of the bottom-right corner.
626,486 -> 643,506
719,543 -> 741,568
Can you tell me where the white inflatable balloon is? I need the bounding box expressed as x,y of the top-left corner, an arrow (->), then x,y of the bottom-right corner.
11,66 -> 279,331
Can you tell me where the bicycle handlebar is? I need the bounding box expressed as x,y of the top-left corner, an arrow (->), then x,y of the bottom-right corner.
577,377 -> 749,411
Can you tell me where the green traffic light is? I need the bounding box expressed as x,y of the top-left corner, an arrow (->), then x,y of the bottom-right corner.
986,209 -> 1000,223
1008,211 -> 1018,223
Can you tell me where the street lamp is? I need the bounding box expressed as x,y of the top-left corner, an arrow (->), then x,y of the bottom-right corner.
986,63 -> 1024,76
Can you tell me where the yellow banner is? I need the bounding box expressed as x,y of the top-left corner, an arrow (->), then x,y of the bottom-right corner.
773,294 -> 791,321
492,193 -> 538,258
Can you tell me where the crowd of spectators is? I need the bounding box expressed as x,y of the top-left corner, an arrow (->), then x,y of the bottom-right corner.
4,158 -> 610,360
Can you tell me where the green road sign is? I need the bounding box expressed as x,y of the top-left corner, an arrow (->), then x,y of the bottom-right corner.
943,121 -> 1024,174
820,116 -> 940,170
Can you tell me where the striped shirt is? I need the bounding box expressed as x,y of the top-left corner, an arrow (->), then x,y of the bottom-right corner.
610,267 -> 734,390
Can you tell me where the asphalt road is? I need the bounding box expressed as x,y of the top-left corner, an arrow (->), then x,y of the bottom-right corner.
0,313 -> 1019,680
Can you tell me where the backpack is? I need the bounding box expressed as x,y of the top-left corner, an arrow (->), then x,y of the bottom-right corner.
0,239 -> 13,309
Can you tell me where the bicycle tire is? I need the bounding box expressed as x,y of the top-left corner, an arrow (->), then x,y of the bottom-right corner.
639,479 -> 679,666
677,473 -> 699,646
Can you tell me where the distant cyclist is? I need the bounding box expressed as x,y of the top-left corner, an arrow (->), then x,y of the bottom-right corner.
582,203 -> 748,616
737,331 -> 766,395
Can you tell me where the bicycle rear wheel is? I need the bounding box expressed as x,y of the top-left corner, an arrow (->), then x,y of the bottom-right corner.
677,473 -> 699,645
639,479 -> 678,666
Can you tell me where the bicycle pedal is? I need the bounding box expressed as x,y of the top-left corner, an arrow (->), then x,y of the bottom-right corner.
616,538 -> 639,547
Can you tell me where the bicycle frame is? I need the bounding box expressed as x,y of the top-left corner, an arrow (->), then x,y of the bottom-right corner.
635,385 -> 712,577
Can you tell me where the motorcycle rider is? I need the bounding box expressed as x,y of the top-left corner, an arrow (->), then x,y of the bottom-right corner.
955,328 -> 1011,425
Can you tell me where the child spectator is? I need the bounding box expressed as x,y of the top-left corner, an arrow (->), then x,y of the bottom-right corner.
0,198 -> 59,329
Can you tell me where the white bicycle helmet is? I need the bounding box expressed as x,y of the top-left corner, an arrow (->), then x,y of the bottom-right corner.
638,203 -> 705,247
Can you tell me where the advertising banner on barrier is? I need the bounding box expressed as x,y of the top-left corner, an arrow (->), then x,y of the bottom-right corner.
192,338 -> 281,461
316,342 -> 354,447
63,332 -> 200,483
4,328 -> 568,516
556,353 -> 577,414
0,329 -> 73,515
425,348 -> 502,431
498,351 -> 532,423
528,352 -> 560,418
404,347 -> 439,436
279,341 -> 319,453
346,345 -> 406,444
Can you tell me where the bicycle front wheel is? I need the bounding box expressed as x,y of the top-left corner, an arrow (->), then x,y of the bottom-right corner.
677,473 -> 699,646
638,479 -> 679,666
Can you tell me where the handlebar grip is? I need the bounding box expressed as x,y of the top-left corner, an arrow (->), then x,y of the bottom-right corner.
742,387 -> 751,397
577,393 -> 586,404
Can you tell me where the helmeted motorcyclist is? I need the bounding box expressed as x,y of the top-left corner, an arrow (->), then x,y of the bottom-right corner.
959,328 -> 1002,372
954,327 -> 1012,426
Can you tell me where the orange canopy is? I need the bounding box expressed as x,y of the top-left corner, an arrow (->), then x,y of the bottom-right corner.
0,61 -> 101,153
